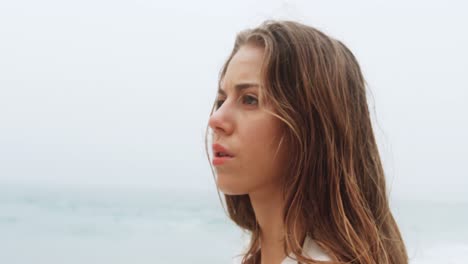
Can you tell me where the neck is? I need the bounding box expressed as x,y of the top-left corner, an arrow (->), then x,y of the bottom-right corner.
249,185 -> 306,264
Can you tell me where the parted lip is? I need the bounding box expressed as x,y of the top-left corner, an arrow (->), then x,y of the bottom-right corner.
212,143 -> 235,157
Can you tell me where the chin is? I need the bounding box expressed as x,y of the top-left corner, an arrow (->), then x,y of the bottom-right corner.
216,177 -> 249,195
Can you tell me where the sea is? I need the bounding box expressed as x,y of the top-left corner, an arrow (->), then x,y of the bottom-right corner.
0,184 -> 467,264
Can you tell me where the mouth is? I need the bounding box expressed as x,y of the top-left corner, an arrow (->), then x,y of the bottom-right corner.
212,143 -> 235,157
212,143 -> 235,165
214,151 -> 234,158
212,154 -> 233,166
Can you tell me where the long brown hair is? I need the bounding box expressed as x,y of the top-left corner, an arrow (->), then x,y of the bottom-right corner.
205,20 -> 407,264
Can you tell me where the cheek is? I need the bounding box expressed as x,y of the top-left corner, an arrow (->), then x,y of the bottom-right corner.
216,116 -> 285,195
240,121 -> 285,174
245,119 -> 283,152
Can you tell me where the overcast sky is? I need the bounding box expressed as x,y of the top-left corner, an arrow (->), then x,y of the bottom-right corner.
0,0 -> 466,201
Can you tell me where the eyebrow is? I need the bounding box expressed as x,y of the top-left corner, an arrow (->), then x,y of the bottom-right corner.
218,83 -> 259,96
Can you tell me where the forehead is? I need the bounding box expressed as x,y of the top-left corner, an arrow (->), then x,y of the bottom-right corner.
220,45 -> 265,90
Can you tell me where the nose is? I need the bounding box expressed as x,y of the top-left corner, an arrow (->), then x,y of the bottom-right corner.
208,102 -> 234,138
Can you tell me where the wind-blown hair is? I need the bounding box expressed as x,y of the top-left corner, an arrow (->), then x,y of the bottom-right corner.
205,20 -> 408,264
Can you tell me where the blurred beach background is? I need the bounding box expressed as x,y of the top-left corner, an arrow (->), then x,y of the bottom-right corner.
1,0 -> 467,263
1,183 -> 467,263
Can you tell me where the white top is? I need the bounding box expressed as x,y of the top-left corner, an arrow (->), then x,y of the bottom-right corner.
232,236 -> 332,264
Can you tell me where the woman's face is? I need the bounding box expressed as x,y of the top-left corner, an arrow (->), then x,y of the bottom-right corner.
208,44 -> 286,195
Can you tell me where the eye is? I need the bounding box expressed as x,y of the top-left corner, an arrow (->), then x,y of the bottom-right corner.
215,99 -> 225,109
242,95 -> 258,106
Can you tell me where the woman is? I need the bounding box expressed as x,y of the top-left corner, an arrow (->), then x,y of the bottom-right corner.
206,20 -> 408,264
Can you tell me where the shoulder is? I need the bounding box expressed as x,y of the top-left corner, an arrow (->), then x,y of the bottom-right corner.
282,236 -> 333,263
302,236 -> 333,261
231,236 -> 333,264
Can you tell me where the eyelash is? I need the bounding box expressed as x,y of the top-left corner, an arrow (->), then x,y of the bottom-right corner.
216,95 -> 258,109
